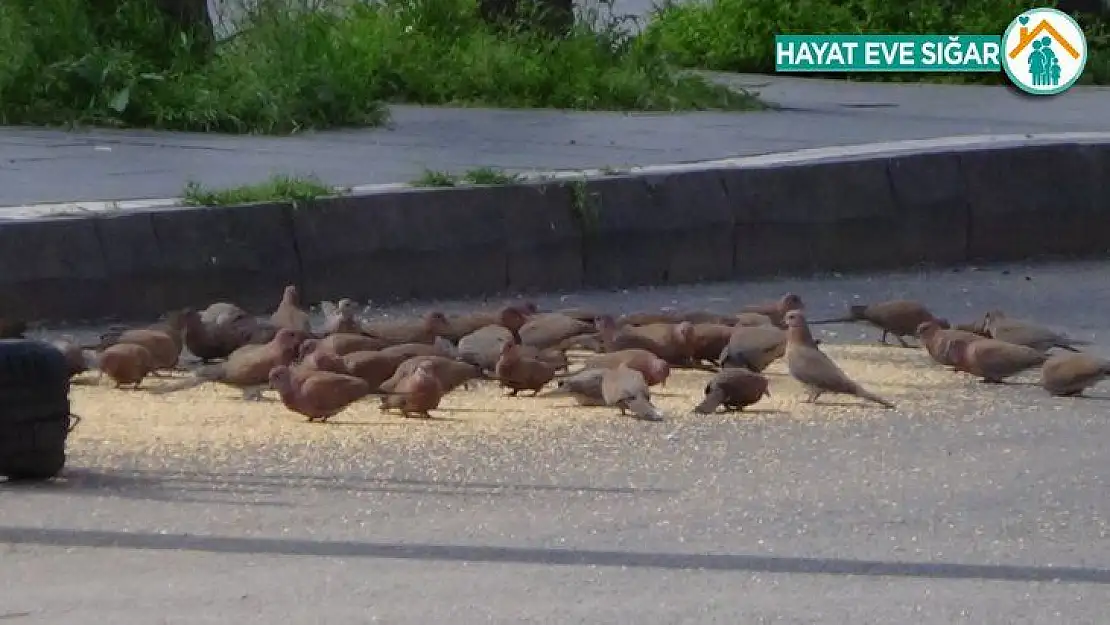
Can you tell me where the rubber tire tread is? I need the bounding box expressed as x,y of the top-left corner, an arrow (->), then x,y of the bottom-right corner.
0,340 -> 73,481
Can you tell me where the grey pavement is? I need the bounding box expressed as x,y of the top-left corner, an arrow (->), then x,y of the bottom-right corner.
4,259 -> 1110,623
2,74 -> 1110,207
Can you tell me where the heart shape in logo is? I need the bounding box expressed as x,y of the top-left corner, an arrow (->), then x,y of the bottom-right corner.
1019,15 -> 1030,25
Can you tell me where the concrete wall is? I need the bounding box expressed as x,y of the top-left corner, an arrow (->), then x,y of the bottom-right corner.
2,139 -> 1108,323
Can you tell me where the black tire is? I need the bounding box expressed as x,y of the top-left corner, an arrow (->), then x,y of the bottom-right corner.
0,339 -> 74,482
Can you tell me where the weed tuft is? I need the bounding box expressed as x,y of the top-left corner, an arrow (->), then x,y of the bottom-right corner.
182,174 -> 335,206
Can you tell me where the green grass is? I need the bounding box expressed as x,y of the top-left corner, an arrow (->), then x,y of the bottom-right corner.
646,0 -> 1110,85
412,167 -> 526,187
0,0 -> 761,135
182,175 -> 336,206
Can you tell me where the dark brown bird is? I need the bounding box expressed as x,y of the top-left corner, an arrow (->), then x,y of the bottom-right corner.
945,338 -> 1048,383
361,311 -> 452,346
150,328 -> 303,399
494,342 -> 557,396
694,369 -> 770,414
784,310 -> 895,409
595,315 -> 696,365
379,362 -> 445,418
88,343 -> 155,389
718,326 -> 787,373
811,299 -> 943,347
916,321 -> 985,368
379,356 -> 483,395
578,349 -> 671,387
183,308 -> 279,363
601,364 -> 665,421
983,310 -> 1089,353
302,333 -> 392,358
739,293 -> 804,328
518,312 -> 595,351
269,364 -> 371,423
1040,353 -> 1110,397
0,318 -> 27,339
320,298 -> 363,335
271,285 -> 312,333
540,368 -> 606,406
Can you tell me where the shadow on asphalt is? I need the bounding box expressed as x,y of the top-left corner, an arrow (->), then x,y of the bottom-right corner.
0,526 -> 1106,585
1,468 -> 675,503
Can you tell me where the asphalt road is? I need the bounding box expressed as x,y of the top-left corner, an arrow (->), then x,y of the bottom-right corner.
3,259 -> 1110,624
3,74 -> 1109,207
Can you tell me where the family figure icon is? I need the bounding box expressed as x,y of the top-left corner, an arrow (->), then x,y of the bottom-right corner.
1003,8 -> 1087,95
1028,37 -> 1062,86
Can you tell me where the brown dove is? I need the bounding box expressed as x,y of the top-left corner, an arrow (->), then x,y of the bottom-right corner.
442,304 -> 533,342
494,341 -> 557,396
1040,353 -> 1110,397
556,308 -> 605,325
302,333 -> 391,358
458,324 -> 567,372
811,299 -> 944,347
378,337 -> 457,361
379,362 -> 445,418
540,368 -> 607,406
269,365 -> 371,423
577,349 -> 670,387
361,311 -> 452,346
87,343 -> 155,389
739,293 -> 804,328
916,321 -> 985,368
518,312 -> 595,351
150,328 -> 303,399
99,328 -> 180,375
595,315 -> 696,365
619,310 -> 740,327
734,312 -> 775,327
183,308 -> 279,362
945,338 -> 1048,383
340,350 -> 410,390
688,322 -> 735,365
983,310 -> 1089,353
271,285 -> 312,333
319,298 -> 363,335
297,349 -> 350,377
694,369 -> 770,414
784,310 -> 895,409
379,356 -> 483,395
718,326 -> 787,373
601,364 -> 665,421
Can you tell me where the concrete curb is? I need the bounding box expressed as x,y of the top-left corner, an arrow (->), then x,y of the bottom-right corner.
3,133 -> 1109,323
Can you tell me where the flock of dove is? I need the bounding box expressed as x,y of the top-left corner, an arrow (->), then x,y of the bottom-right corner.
4,284 -> 1107,423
